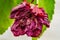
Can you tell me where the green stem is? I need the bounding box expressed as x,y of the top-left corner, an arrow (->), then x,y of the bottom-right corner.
32,37 -> 37,40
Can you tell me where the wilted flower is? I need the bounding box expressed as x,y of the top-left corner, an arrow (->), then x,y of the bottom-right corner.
10,2 -> 49,37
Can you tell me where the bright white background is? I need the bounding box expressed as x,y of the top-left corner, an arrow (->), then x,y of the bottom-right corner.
0,0 -> 60,40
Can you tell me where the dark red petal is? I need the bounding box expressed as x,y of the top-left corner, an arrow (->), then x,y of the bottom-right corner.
26,28 -> 42,37
10,2 -> 50,37
10,2 -> 27,19
11,19 -> 27,36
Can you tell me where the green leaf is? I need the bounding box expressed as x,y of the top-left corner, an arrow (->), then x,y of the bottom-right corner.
32,37 -> 37,40
37,0 -> 55,37
0,0 -> 23,34
0,0 -> 15,34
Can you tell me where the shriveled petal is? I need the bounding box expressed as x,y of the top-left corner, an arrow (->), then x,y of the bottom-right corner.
26,19 -> 36,30
10,2 -> 30,19
26,28 -> 42,37
43,18 -> 50,27
26,20 -> 42,37
10,2 -> 50,37
11,19 -> 28,36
